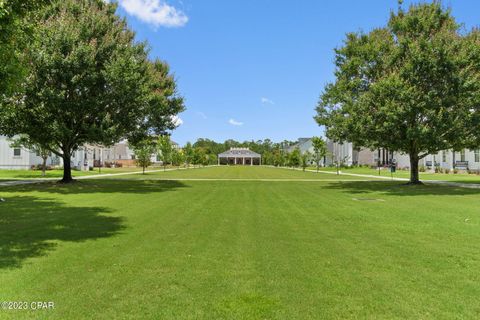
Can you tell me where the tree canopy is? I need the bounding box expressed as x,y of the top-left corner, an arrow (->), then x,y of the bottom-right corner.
0,0 -> 50,94
1,0 -> 184,182
315,2 -> 480,184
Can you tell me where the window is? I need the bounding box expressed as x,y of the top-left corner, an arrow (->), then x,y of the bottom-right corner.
131,155 -> 136,160
461,149 -> 466,162
475,150 -> 480,163
13,148 -> 21,157
442,151 -> 446,163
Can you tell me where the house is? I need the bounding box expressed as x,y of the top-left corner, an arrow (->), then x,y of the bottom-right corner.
0,135 -> 59,170
287,137 -> 356,166
0,135 -> 178,171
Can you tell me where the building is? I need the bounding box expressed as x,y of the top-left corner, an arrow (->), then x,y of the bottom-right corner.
348,147 -> 480,171
218,148 -> 261,165
0,135 -> 59,170
0,136 -> 165,171
287,137 -> 356,167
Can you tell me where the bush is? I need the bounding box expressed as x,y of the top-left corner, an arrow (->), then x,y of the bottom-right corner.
445,168 -> 450,174
30,164 -> 53,171
105,161 -> 123,168
419,166 -> 426,172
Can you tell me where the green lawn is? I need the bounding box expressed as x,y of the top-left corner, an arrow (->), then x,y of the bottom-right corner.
1,166 -> 480,319
0,167 -> 146,180
313,166 -> 480,183
113,165 -> 370,180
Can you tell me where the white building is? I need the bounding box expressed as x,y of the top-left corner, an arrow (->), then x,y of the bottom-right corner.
0,135 -> 59,170
287,138 -> 356,166
355,147 -> 480,171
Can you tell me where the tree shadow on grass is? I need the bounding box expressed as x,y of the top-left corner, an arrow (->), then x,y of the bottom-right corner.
1,179 -> 188,195
325,181 -> 480,196
0,196 -> 124,269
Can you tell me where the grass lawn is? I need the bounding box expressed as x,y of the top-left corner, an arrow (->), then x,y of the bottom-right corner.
1,166 -> 480,319
313,166 -> 480,184
113,165 -> 370,180
0,167 -> 146,180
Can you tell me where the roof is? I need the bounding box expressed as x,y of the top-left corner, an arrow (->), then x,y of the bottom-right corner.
286,138 -> 313,152
218,148 -> 261,158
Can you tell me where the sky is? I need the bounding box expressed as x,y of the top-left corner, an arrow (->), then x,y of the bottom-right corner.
111,0 -> 480,145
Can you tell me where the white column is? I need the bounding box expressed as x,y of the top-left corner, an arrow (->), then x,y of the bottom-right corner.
235,158 -> 237,165
250,157 -> 253,166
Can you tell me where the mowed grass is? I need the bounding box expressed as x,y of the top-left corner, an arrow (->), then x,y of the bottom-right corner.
1,166 -> 480,319
115,165 -> 368,180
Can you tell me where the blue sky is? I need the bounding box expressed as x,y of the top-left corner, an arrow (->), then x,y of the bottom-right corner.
113,0 -> 480,145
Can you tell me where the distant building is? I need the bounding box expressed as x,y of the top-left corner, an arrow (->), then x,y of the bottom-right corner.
287,137 -> 356,167
218,148 -> 261,165
0,136 -> 170,171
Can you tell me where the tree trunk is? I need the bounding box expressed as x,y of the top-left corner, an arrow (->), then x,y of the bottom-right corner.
143,166 -> 145,175
409,153 -> 421,184
61,153 -> 73,183
41,156 -> 47,177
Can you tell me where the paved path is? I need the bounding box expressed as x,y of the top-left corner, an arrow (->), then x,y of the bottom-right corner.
2,165 -> 480,189
108,178 -> 381,182
0,166 -> 210,187
279,166 -> 480,189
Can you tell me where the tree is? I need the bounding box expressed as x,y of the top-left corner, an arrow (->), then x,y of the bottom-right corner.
0,0 -> 50,95
315,2 -> 480,184
170,149 -> 185,167
301,151 -> 312,172
10,135 -> 53,176
158,135 -> 173,171
133,141 -> 155,174
273,149 -> 286,167
311,136 -> 327,172
192,147 -> 206,167
184,142 -> 194,168
288,149 -> 301,168
1,0 -> 184,183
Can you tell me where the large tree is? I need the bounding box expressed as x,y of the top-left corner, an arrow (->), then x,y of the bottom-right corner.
1,0 -> 184,182
315,2 -> 480,184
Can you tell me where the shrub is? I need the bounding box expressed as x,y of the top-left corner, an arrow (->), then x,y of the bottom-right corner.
419,166 -> 426,172
30,164 -> 53,171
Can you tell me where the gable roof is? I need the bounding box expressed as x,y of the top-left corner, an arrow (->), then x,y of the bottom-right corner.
218,148 -> 261,157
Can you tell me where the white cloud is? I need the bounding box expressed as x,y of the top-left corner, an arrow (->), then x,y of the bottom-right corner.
228,118 -> 243,126
171,115 -> 183,127
116,0 -> 188,28
261,97 -> 275,105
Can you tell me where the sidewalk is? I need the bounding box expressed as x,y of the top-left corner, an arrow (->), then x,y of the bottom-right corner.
0,166 -> 213,187
284,166 -> 480,189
